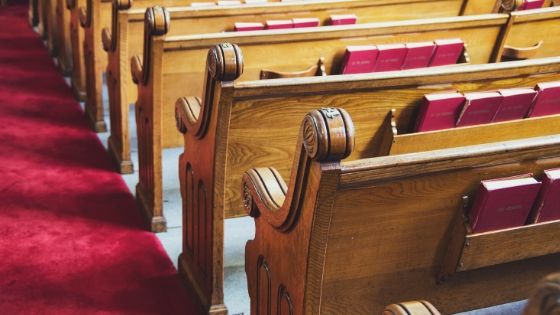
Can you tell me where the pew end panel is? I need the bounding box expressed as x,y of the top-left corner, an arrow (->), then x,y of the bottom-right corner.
55,0 -> 73,75
244,107 -> 355,315
131,6 -> 170,233
68,0 -> 86,101
81,0 -> 112,132
29,0 -> 39,26
175,43 -> 244,315
247,129 -> 560,314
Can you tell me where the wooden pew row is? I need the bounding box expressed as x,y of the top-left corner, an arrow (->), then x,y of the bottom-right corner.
67,0 -> 87,100
55,0 -> 72,74
135,7 -> 560,232
29,0 -> 39,26
174,46 -> 560,314
242,108 -> 560,314
384,273 -> 560,315
105,0 -> 475,174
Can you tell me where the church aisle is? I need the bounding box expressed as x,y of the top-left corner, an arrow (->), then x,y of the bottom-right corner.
0,2 -> 199,314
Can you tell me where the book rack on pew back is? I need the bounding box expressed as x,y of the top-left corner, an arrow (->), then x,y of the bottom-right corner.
173,45 -> 560,314
104,0 -> 478,173
242,108 -> 560,314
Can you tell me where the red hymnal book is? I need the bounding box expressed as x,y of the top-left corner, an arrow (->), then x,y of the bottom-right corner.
217,0 -> 241,5
469,175 -> 542,233
456,92 -> 503,127
234,22 -> 265,31
402,42 -> 436,70
340,45 -> 378,74
373,44 -> 407,72
414,92 -> 465,132
292,18 -> 320,28
493,88 -> 537,122
429,39 -> 464,67
530,169 -> 560,223
265,20 -> 294,29
527,81 -> 560,117
329,14 -> 357,26
519,0 -> 545,10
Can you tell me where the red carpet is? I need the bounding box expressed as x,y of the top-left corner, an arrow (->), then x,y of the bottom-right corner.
0,2 -> 199,314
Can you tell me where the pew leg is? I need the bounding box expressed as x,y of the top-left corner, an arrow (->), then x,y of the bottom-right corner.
108,135 -> 133,174
135,184 -> 166,233
178,254 -> 227,315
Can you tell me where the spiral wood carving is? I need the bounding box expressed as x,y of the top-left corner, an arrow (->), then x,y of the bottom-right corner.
105,0 -> 133,52
207,43 -> 244,82
303,108 -> 354,162
525,273 -> 560,315
383,301 -> 441,315
115,0 -> 131,10
145,6 -> 169,36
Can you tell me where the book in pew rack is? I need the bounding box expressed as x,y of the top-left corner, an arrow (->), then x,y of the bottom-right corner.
374,44 -> 407,72
530,169 -> 560,223
456,91 -> 503,127
234,22 -> 265,32
527,81 -> 560,117
340,45 -> 378,74
430,38 -> 465,67
402,42 -> 436,70
329,14 -> 357,25
520,0 -> 545,10
292,18 -> 320,28
469,174 -> 542,233
493,88 -> 537,122
414,92 -> 465,132
266,20 -> 294,29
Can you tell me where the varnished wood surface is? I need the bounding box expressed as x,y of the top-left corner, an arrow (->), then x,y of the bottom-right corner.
246,115 -> 560,314
68,0 -> 86,100
55,0 -> 72,74
107,0 -> 469,174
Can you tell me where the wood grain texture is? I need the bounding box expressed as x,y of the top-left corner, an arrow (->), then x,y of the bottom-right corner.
247,127 -> 560,314
55,0 -> 72,74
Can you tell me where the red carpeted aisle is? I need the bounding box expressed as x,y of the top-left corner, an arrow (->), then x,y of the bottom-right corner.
0,2 -> 199,314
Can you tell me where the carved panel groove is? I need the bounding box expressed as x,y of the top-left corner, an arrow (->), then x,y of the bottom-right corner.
257,256 -> 272,315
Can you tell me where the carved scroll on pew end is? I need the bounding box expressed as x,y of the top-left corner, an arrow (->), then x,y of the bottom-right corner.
524,273 -> 560,315
383,301 -> 441,315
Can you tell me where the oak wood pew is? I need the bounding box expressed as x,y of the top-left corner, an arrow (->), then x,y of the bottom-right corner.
135,6 -> 560,233
174,45 -> 560,314
105,0 -> 476,174
54,0 -> 72,74
80,0 -> 279,132
67,0 -> 87,100
29,0 -> 39,26
135,11 -> 511,233
384,273 -> 560,315
242,108 -> 560,314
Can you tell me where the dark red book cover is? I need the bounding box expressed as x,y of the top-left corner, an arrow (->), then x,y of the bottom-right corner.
265,20 -> 294,30
530,168 -> 560,223
373,44 -> 407,72
493,88 -> 537,122
429,38 -> 464,67
292,18 -> 320,28
415,92 -> 465,132
469,174 -> 541,233
520,0 -> 545,10
527,81 -> 560,117
340,45 -> 378,75
234,22 -> 265,32
329,14 -> 357,26
456,91 -> 503,127
402,42 -> 436,70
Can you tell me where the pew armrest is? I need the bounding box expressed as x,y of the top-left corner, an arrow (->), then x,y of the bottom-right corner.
102,28 -> 112,52
243,108 -> 354,231
260,57 -> 327,80
383,301 -> 441,315
502,41 -> 544,61
130,55 -> 143,85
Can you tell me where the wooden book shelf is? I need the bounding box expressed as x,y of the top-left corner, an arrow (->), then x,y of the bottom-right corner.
439,196 -> 560,282
379,111 -> 560,156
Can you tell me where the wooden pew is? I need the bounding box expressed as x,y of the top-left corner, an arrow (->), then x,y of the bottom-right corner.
67,0 -> 86,100
242,108 -> 560,314
136,6 -> 560,233
105,0 -> 475,174
384,273 -> 560,315
29,0 -> 39,26
78,0 -> 224,132
174,45 -> 560,314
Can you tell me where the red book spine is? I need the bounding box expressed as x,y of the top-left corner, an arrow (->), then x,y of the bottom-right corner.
374,44 -> 407,72
527,81 -> 560,117
329,14 -> 357,26
429,39 -> 464,67
402,42 -> 435,70
493,89 -> 537,122
340,46 -> 378,75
